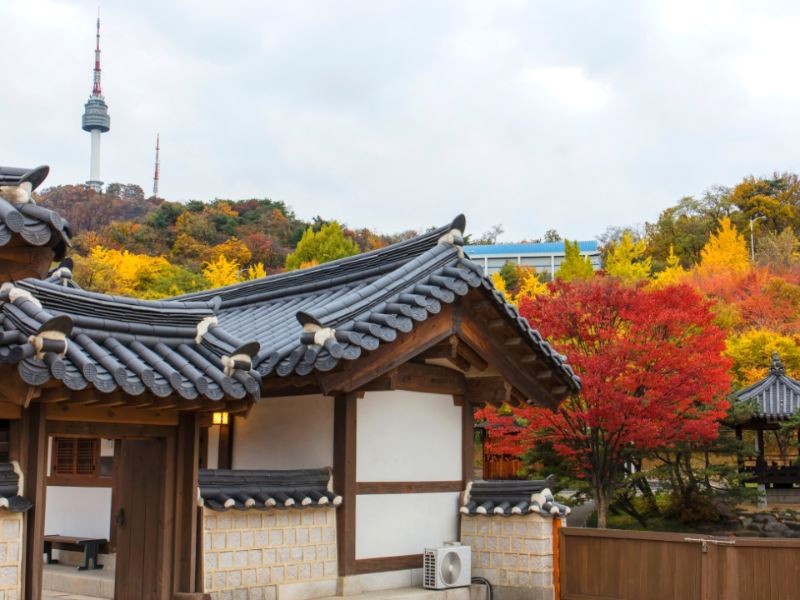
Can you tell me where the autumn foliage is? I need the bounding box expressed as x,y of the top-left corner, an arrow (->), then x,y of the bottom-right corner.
480,278 -> 731,526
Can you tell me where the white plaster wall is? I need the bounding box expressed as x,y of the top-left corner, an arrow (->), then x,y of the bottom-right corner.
233,394 -> 334,469
357,391 -> 462,482
355,493 -> 460,559
45,486 -> 112,539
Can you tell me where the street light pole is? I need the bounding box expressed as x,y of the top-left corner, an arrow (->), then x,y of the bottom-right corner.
750,216 -> 765,261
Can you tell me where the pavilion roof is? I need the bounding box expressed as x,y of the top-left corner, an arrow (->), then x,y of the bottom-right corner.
734,353 -> 800,420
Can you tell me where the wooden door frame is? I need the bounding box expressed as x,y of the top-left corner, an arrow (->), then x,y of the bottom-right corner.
39,415 -> 201,599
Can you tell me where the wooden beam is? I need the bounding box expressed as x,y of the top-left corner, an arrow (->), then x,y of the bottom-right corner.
353,554 -> 422,574
355,481 -> 462,494
0,401 -> 21,419
389,362 -> 466,396
46,420 -> 175,439
520,354 -> 540,365
504,336 -> 523,347
13,403 -> 47,600
46,403 -> 178,426
455,341 -> 489,372
0,365 -> 33,406
318,305 -> 456,395
36,388 -> 72,404
459,311 -> 558,409
334,393 -> 357,577
466,377 -> 524,407
174,412 -> 200,594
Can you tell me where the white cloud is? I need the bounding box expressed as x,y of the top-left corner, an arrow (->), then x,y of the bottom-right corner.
3,0 -> 800,241
519,66 -> 611,111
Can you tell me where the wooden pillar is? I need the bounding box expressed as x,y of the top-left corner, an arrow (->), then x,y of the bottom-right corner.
11,404 -> 47,600
756,429 -> 765,457
217,419 -> 233,470
552,518 -> 562,600
735,427 -> 744,475
174,412 -> 200,594
461,400 -> 474,484
333,393 -> 357,576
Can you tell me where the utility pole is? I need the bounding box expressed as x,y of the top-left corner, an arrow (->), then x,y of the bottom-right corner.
750,215 -> 765,261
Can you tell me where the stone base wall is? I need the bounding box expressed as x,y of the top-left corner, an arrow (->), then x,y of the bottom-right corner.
0,512 -> 22,600
460,515 -> 560,600
202,507 -> 337,600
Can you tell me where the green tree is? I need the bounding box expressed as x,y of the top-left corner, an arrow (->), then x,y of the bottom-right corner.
543,229 -> 561,242
498,261 -> 522,294
604,231 -> 652,284
556,240 -> 594,281
728,173 -> 800,235
285,222 -> 360,270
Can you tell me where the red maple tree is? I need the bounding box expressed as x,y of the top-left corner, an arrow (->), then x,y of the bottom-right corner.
479,277 -> 731,527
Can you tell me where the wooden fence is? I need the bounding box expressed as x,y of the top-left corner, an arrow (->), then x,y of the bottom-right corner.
559,527 -> 800,600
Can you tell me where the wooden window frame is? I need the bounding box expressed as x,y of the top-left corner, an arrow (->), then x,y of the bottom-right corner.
48,435 -> 112,488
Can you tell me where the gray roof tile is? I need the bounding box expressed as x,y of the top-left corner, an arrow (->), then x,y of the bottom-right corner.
0,166 -> 71,260
460,478 -> 569,518
199,468 -> 340,512
734,353 -> 800,420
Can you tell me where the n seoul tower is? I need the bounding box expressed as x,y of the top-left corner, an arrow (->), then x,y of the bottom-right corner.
81,13 -> 110,191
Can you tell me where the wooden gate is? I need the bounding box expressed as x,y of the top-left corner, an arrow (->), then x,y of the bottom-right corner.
114,438 -> 170,600
559,527 -> 800,600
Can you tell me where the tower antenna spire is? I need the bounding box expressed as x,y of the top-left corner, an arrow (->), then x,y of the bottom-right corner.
153,134 -> 161,197
82,8 -> 111,191
92,9 -> 102,96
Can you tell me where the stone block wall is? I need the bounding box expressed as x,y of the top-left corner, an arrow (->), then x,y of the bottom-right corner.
202,507 -> 337,600
0,512 -> 22,600
460,514 -> 560,600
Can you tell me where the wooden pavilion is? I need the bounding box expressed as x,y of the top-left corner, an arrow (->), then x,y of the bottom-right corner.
733,353 -> 800,491
0,164 -> 580,600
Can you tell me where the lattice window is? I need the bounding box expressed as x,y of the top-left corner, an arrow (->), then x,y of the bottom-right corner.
52,437 -> 99,478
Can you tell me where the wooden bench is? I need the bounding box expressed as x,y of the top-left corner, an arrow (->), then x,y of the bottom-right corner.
43,535 -> 108,571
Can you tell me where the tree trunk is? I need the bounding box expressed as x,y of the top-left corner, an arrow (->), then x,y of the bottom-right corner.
595,488 -> 609,528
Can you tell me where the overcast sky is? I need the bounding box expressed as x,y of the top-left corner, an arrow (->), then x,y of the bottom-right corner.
3,1 -> 800,240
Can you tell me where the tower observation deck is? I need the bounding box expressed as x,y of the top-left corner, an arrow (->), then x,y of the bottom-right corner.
81,14 -> 110,191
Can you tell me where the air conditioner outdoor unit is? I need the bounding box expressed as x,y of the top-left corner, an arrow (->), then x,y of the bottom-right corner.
423,542 -> 471,590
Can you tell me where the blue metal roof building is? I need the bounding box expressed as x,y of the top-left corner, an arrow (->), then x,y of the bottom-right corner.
465,240 -> 601,276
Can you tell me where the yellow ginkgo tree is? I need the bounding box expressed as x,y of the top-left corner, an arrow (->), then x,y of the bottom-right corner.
202,255 -> 242,288
605,231 -> 651,284
696,216 -> 750,277
650,246 -> 686,289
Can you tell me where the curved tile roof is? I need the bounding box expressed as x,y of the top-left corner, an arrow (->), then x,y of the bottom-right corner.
0,165 -> 71,260
0,213 -> 577,401
0,462 -> 31,513
176,215 -> 580,392
734,353 -> 800,420
0,279 -> 261,402
460,478 -> 570,518
199,468 -> 341,512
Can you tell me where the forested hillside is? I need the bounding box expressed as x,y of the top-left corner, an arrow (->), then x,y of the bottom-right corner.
34,171 -> 800,304
35,184 -> 417,297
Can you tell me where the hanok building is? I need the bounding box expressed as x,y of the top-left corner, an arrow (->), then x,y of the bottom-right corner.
733,353 -> 800,504
0,165 -> 579,600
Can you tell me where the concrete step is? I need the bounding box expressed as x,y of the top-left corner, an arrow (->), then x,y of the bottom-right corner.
43,563 -> 115,599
